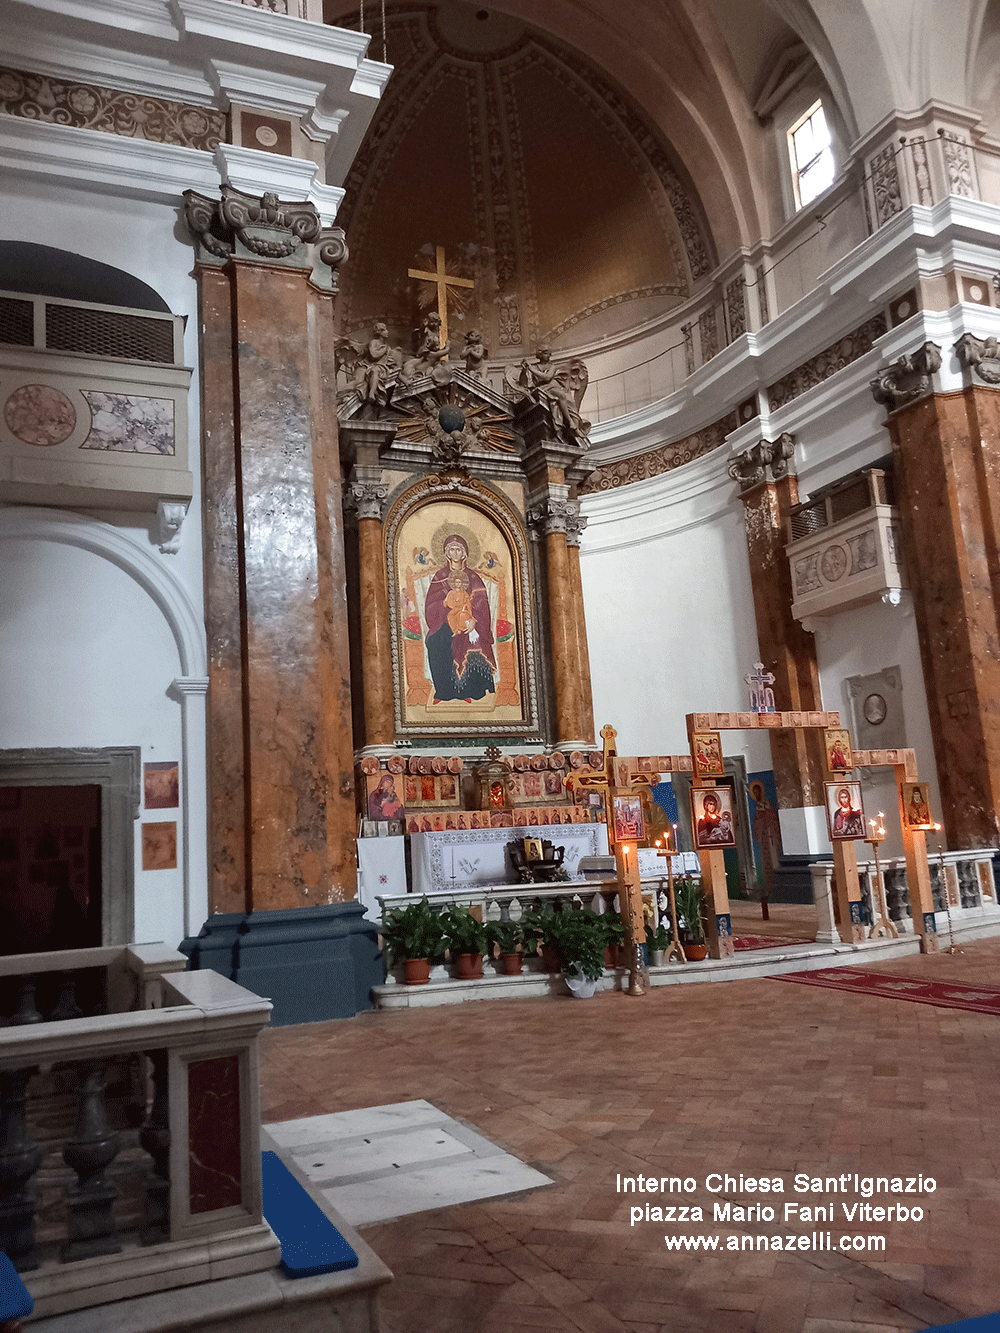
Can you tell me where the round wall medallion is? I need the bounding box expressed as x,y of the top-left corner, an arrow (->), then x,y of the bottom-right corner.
863,693 -> 887,725
820,544 -> 848,582
255,125 -> 279,148
4,384 -> 77,446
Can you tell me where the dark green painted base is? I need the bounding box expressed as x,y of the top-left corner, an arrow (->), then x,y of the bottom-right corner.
179,903 -> 384,1025
769,853 -> 833,904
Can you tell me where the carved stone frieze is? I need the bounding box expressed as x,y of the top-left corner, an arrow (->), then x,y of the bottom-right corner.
942,133 -> 974,198
870,342 -> 942,412
698,306 -> 719,361
768,313 -> 888,410
955,333 -> 1000,385
183,186 -> 347,275
682,323 -> 695,376
870,143 -> 903,227
578,411 -> 739,494
725,276 -> 747,341
756,265 -> 769,327
0,67 -> 225,150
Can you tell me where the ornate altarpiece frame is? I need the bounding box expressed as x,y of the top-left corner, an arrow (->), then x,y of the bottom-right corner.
384,473 -> 542,740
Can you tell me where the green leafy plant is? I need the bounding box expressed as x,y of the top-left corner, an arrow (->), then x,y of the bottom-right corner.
549,910 -> 607,982
380,897 -> 444,963
646,920 -> 670,951
440,905 -> 488,957
674,878 -> 706,943
485,918 -> 522,956
600,912 -> 627,949
519,903 -> 560,957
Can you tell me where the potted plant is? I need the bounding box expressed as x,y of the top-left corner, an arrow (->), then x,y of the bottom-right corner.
675,877 -> 708,961
440,905 -> 488,980
645,920 -> 670,968
520,903 -> 562,972
600,911 -> 627,968
379,897 -> 444,984
485,918 -> 523,975
549,910 -> 606,998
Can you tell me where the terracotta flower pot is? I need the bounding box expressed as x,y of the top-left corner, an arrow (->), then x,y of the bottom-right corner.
454,952 -> 484,980
499,952 -> 522,975
403,958 -> 431,985
685,942 -> 708,961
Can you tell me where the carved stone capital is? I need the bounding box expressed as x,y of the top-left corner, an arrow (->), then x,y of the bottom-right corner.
955,332 -> 1000,386
728,440 -> 772,492
769,432 -> 796,480
527,498 -> 580,537
564,512 -> 588,547
156,500 -> 187,555
344,481 -> 388,522
870,342 -> 942,412
183,186 -> 348,279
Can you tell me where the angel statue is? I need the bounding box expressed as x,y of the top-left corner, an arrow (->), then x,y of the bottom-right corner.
336,321 -> 401,409
506,347 -> 591,449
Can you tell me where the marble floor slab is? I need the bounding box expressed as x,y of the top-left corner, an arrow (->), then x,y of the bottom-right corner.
264,1099 -> 551,1228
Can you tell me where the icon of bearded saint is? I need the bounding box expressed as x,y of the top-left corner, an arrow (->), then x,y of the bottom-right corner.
423,534 -> 496,703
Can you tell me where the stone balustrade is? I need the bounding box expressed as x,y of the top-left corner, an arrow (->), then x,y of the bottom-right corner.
0,946 -> 279,1319
855,848 -> 998,929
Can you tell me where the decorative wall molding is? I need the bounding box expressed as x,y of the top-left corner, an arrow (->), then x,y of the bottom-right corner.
0,66 -> 225,150
579,411 -> 739,494
767,312 -> 888,410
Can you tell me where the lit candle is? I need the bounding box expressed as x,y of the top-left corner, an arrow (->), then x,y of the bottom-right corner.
622,844 -> 630,871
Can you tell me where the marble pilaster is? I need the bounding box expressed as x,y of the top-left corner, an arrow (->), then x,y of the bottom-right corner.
190,189 -> 357,911
737,474 -> 828,808
883,386 -> 1000,849
566,517 -> 596,747
352,496 -> 394,749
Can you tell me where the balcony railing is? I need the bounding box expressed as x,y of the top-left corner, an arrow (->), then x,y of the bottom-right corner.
0,944 -> 278,1319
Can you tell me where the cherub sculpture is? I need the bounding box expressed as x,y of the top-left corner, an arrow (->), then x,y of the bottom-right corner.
400,312 -> 452,384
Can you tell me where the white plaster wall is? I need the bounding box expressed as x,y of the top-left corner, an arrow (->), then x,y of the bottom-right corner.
1,172 -> 207,949
579,450 -> 772,774
812,595 -> 939,860
0,537 -> 189,946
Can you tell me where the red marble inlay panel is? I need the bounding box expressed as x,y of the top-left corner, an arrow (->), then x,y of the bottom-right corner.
187,1054 -> 243,1214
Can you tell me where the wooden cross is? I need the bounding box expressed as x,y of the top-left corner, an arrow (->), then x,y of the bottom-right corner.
407,245 -> 474,349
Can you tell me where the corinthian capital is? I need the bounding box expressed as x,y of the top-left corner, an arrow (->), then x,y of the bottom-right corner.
527,498 -> 580,537
870,342 -> 941,412
344,481 -> 388,522
955,332 -> 1000,386
183,186 -> 347,280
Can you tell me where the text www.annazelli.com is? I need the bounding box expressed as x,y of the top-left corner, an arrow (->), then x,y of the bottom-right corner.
662,1234 -> 887,1252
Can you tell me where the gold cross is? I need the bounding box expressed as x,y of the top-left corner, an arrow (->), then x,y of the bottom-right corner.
407,245 -> 474,349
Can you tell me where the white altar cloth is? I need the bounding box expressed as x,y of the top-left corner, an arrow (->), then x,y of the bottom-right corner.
410,823 -> 609,897
356,835 -> 407,919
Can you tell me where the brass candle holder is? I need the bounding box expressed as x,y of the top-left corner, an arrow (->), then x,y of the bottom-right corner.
655,823 -> 686,964
864,813 -> 897,939
934,823 -> 961,954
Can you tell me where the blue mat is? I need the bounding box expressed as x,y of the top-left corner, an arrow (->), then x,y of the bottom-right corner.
261,1151 -> 359,1278
924,1315 -> 1000,1332
0,1251 -> 33,1321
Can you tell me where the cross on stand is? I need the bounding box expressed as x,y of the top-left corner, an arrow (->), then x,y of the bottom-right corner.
565,723 -> 657,997
407,245 -> 474,350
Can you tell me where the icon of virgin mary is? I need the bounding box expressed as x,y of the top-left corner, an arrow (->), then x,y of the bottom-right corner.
423,533 -> 497,702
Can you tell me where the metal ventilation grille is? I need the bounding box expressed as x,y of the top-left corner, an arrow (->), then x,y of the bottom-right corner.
788,500 -> 828,541
45,304 -> 175,363
0,296 -> 35,347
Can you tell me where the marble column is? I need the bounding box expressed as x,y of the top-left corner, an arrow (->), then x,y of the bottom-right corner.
186,186 -> 357,910
346,480 -> 393,750
565,514 -> 596,748
882,384 -> 1000,849
809,863 -> 839,943
736,471 -> 828,809
530,497 -> 587,748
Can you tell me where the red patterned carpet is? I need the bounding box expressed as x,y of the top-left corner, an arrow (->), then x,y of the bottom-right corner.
775,967 -> 1000,1014
731,933 -> 813,951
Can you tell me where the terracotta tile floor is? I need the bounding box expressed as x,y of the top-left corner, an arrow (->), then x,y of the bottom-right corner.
259,918 -> 1000,1333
